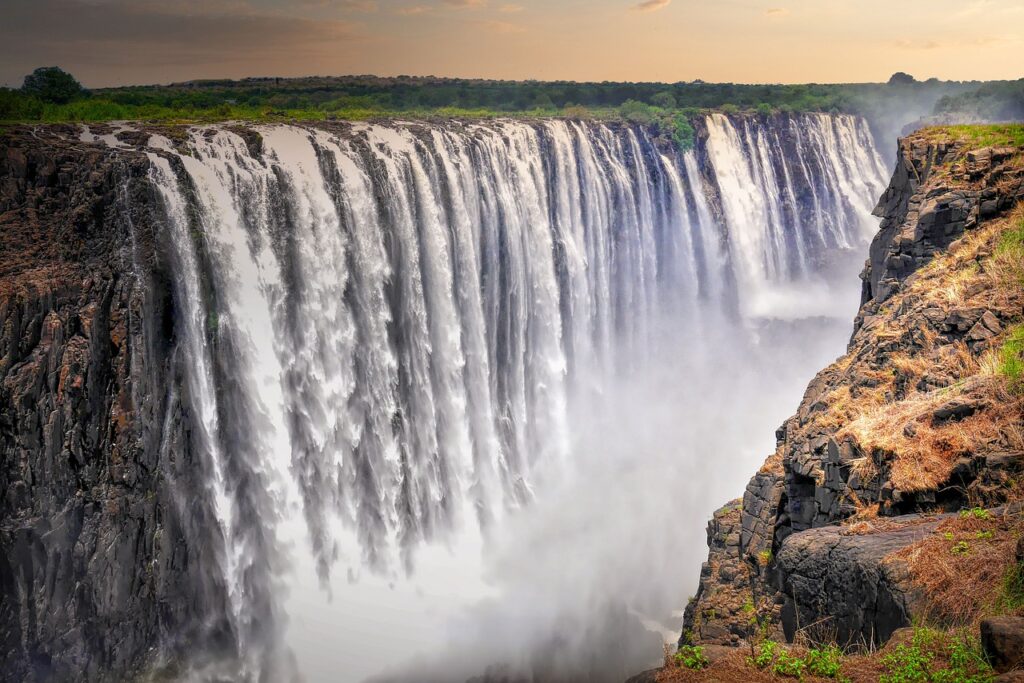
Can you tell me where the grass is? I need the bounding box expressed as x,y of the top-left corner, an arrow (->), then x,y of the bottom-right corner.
918,123 -> 1024,149
998,324 -> 1024,392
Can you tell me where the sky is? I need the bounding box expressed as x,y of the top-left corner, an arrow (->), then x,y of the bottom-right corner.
1,0 -> 1023,88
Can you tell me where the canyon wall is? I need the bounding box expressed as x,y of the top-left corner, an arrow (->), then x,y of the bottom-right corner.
0,113 -> 887,681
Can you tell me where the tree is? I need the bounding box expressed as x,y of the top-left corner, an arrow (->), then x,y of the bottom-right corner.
22,67 -> 87,104
887,72 -> 917,86
651,91 -> 677,109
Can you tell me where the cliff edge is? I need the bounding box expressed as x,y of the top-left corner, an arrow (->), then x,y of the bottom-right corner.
657,125 -> 1024,681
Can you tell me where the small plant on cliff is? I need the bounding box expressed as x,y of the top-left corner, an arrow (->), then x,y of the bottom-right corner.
805,644 -> 844,678
758,549 -> 773,566
673,644 -> 709,670
772,649 -> 807,678
960,507 -> 992,521
749,639 -> 780,669
951,540 -> 970,556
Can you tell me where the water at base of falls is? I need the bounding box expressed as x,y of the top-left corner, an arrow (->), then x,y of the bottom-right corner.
140,114 -> 887,682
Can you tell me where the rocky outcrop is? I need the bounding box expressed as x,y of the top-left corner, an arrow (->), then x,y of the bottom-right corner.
0,128 -> 226,681
681,129 -> 1024,652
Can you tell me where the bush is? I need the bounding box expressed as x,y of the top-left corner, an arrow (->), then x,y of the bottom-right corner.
674,644 -> 709,670
21,67 -> 87,104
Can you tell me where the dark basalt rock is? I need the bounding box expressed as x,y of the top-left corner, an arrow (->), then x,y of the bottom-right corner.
982,616 -> 1024,673
774,518 -> 942,647
0,127 -> 228,682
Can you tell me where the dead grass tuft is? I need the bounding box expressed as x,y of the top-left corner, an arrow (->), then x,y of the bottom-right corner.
890,510 -> 1024,626
839,378 -> 1024,493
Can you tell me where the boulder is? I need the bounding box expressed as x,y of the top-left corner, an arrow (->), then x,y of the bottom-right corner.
774,517 -> 943,646
982,617 -> 1024,673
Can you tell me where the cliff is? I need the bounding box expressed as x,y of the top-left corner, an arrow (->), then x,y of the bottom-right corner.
658,126 -> 1024,680
0,127 -> 230,681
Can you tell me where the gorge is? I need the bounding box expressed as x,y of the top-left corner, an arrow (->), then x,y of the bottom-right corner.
1,111 -> 907,682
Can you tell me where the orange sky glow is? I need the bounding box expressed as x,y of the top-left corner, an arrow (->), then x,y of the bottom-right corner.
1,0 -> 1022,87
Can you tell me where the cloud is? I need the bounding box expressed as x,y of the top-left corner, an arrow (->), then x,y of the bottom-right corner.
298,0 -> 378,9
631,0 -> 670,12
764,7 -> 789,16
498,3 -> 523,12
892,35 -> 1012,50
0,0 -> 362,85
443,0 -> 487,7
477,18 -> 526,33
395,4 -> 432,14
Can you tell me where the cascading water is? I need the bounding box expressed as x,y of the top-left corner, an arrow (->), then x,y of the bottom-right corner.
143,114 -> 887,681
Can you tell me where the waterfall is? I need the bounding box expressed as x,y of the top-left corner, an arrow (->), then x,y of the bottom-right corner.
142,114 -> 886,679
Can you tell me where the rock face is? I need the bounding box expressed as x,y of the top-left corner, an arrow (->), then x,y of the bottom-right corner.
0,128 -> 226,681
682,131 -> 1024,651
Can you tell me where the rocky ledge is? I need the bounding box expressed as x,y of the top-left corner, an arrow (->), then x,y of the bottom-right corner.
674,127 -> 1024,675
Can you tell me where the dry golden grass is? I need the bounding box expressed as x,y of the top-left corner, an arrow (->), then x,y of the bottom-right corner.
890,510 -> 1024,626
839,377 -> 1024,493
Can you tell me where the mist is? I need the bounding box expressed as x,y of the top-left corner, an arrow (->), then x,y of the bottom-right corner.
282,275 -> 867,683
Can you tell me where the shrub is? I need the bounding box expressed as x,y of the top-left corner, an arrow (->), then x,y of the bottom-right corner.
674,644 -> 709,670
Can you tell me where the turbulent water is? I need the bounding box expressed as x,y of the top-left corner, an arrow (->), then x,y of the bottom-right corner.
140,113 -> 887,681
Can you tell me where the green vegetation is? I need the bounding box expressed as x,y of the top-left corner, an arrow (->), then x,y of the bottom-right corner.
951,540 -> 970,556
805,645 -> 844,678
998,324 -> 1024,392
749,639 -> 781,669
673,644 -> 709,670
20,67 -> 86,104
935,79 -> 1024,122
758,549 -> 773,566
960,507 -> 993,521
748,640 -> 844,679
880,628 -> 993,683
994,561 -> 1024,614
941,124 -> 1024,148
0,68 -> 1013,130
